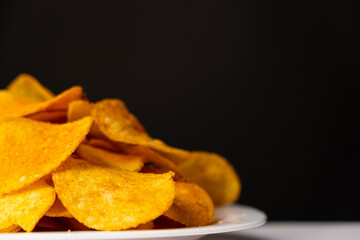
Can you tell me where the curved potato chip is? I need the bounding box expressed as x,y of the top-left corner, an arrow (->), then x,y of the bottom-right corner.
53,158 -> 175,230
163,182 -> 214,227
115,142 -> 178,172
132,221 -> 154,230
76,143 -> 144,172
87,139 -> 181,177
0,86 -> 84,118
67,100 -> 105,138
27,110 -> 67,123
45,197 -> 72,218
177,151 -> 241,206
6,73 -> 54,102
0,116 -> 93,195
0,224 -> 22,233
86,138 -> 120,152
0,180 -> 56,232
91,99 -> 190,163
67,100 -> 92,121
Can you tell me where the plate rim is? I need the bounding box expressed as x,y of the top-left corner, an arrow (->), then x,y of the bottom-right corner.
0,204 -> 267,240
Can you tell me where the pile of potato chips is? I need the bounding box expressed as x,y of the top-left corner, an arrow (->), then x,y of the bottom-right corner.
0,74 -> 241,232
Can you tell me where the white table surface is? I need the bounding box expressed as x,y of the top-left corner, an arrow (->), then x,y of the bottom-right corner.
202,222 -> 360,240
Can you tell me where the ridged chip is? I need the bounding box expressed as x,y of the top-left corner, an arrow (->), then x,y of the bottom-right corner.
163,182 -> 214,227
177,151 -> 241,206
0,117 -> 93,195
53,157 -> 175,230
0,179 -> 56,232
6,73 -> 54,102
76,143 -> 144,172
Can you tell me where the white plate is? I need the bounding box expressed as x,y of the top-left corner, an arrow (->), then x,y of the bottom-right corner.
0,204 -> 266,240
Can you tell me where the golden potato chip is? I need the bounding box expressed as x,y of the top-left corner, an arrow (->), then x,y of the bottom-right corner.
45,197 -> 72,218
115,142 -> 178,172
0,116 -> 93,195
67,100 -> 92,121
53,157 -> 175,230
67,100 -> 105,138
6,73 -> 54,102
0,224 -> 22,233
91,99 -> 190,162
177,151 -> 241,206
27,110 -> 67,123
0,179 -> 56,232
132,221 -> 154,230
87,139 -> 181,177
76,143 -> 144,172
86,138 -> 120,152
0,86 -> 84,118
163,182 -> 214,227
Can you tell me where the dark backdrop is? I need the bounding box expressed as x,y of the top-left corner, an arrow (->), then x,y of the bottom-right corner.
0,0 -> 359,220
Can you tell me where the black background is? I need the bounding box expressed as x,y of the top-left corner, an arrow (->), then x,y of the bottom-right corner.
0,1 -> 359,220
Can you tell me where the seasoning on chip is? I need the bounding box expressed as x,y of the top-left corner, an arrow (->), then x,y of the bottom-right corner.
53,158 -> 175,230
0,179 -> 55,232
0,116 -> 93,195
163,182 -> 214,227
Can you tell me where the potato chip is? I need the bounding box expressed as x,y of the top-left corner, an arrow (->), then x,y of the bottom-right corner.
0,179 -> 56,232
91,99 -> 190,162
86,138 -> 120,152
27,110 -> 67,123
53,157 -> 175,230
132,221 -> 154,230
87,139 -> 178,173
0,86 -> 84,118
67,100 -> 105,138
76,143 -> 144,172
0,224 -> 21,233
45,197 -> 72,218
115,142 -> 178,172
177,151 -> 241,206
163,182 -> 214,227
0,116 -> 93,195
87,139 -> 181,178
67,100 -> 92,121
6,73 -> 54,102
